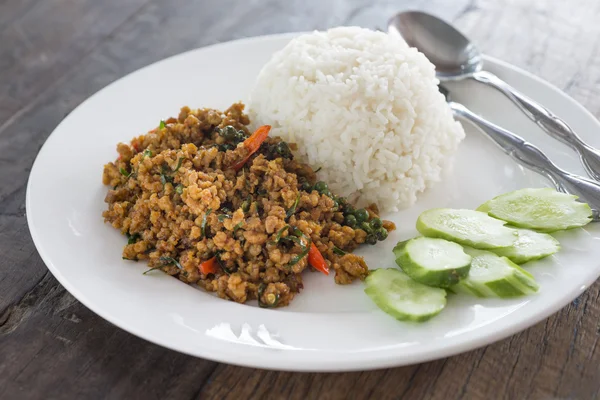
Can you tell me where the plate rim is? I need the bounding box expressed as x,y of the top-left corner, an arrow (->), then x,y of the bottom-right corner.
26,32 -> 600,372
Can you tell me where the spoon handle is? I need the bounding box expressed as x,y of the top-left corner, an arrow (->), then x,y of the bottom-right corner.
449,100 -> 600,217
471,70 -> 600,182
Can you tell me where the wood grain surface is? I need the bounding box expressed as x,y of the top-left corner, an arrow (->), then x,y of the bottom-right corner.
1,0 -> 599,398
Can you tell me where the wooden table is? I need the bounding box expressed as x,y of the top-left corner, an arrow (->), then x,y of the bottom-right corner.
2,0 -> 599,398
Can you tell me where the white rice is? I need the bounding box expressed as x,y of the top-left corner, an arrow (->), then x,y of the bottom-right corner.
249,27 -> 465,212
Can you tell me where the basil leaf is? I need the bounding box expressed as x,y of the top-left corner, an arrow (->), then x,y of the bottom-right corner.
217,214 -> 232,222
143,266 -> 163,275
286,193 -> 301,219
270,225 -> 289,244
159,256 -> 183,270
172,157 -> 183,172
233,221 -> 243,235
126,232 -> 141,245
201,208 -> 212,239
288,245 -> 310,268
333,246 -> 346,256
119,167 -> 132,178
160,174 -> 168,186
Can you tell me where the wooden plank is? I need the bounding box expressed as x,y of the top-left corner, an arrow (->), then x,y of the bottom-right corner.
0,0 -> 599,398
0,0 -> 40,30
0,0 -> 229,397
0,0 -> 148,321
0,0 -> 148,130
0,271 -> 218,399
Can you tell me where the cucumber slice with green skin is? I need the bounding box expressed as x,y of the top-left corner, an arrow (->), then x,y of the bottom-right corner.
491,228 -> 560,264
482,188 -> 592,232
453,247 -> 539,298
476,202 -> 491,213
416,208 -> 517,250
393,237 -> 472,288
365,269 -> 447,322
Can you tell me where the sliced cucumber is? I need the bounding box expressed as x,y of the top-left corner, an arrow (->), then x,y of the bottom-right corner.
365,268 -> 447,322
416,208 -> 517,249
492,228 -> 560,264
476,202 -> 491,213
453,247 -> 539,298
393,237 -> 471,287
482,188 -> 592,232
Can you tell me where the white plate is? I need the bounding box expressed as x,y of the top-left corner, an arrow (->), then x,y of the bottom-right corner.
27,33 -> 600,372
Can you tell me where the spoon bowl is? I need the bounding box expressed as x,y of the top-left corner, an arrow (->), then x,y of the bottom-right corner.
387,11 -> 482,80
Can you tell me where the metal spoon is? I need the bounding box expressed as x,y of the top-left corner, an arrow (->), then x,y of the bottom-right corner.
388,11 -> 600,182
440,85 -> 600,219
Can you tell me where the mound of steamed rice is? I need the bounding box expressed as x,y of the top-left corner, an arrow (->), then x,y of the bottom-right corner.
249,26 -> 465,212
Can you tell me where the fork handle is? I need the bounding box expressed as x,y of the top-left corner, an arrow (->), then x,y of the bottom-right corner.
450,101 -> 600,216
471,70 -> 600,182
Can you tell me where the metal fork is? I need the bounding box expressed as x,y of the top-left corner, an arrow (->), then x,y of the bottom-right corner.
440,85 -> 600,220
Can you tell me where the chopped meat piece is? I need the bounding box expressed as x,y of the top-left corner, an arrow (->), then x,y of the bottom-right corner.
102,103 -> 394,307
